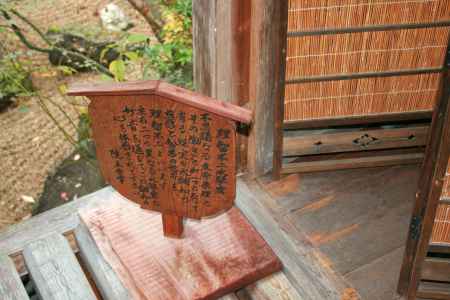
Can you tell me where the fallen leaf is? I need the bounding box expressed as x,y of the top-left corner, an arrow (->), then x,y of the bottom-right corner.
21,195 -> 35,204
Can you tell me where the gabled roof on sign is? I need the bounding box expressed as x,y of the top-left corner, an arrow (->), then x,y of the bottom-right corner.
67,80 -> 252,124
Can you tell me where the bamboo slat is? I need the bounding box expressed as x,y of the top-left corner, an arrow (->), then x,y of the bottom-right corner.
288,0 -> 450,31
286,27 -> 450,79
431,203 -> 450,244
284,73 -> 440,120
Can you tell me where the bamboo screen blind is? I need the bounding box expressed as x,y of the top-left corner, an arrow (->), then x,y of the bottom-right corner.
285,0 -> 450,121
433,163 -> 450,244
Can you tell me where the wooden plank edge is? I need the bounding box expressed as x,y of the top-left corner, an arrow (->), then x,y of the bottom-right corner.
23,233 -> 97,300
281,152 -> 423,174
0,187 -> 117,255
421,257 -> 450,282
417,281 -> 450,300
68,80 -> 252,124
0,254 -> 28,300
283,125 -> 429,157
235,177 -> 358,300
284,111 -> 433,130
74,222 -> 132,300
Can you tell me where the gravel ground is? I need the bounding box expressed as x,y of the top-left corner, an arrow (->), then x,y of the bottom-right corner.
0,73 -> 88,231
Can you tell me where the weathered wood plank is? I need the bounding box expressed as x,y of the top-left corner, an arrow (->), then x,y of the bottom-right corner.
23,233 -> 97,300
282,152 -> 423,174
236,272 -> 302,300
421,257 -> 450,282
417,281 -> 450,300
247,0 -> 287,177
74,222 -> 131,300
80,202 -> 281,300
398,70 -> 450,299
0,254 -> 28,300
283,111 -> 433,130
0,187 -> 116,256
285,166 -> 417,275
283,125 -> 429,157
235,178 -> 356,300
193,0 -> 217,97
345,247 -> 405,300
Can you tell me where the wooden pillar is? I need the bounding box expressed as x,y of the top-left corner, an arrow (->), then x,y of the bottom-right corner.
193,0 -> 251,172
247,0 -> 288,178
397,66 -> 450,298
193,0 -> 288,177
193,0 -> 239,102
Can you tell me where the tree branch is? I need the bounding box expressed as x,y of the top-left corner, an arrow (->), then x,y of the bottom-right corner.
9,8 -> 52,46
126,0 -> 164,43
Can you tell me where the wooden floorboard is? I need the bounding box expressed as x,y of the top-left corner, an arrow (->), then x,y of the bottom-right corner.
259,165 -> 421,300
345,247 -> 404,300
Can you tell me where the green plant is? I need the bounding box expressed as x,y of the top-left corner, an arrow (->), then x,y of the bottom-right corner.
143,0 -> 193,88
106,0 -> 193,88
0,53 -> 33,110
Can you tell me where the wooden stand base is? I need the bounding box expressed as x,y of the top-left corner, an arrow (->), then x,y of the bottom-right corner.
79,201 -> 281,300
162,213 -> 184,238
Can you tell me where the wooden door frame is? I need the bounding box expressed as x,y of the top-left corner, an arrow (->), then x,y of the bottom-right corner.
397,58 -> 450,299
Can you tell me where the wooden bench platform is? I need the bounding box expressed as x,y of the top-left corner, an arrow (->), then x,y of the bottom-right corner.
0,178 -> 349,300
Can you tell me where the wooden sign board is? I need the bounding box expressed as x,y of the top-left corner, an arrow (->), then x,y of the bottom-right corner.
68,80 -> 252,237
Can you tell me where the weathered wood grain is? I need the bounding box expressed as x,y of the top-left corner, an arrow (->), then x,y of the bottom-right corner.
283,111 -> 433,130
345,247 -> 405,300
0,254 -> 28,300
283,125 -> 429,157
282,152 -> 423,174
74,222 -> 132,300
417,281 -> 450,300
247,0 -> 287,177
68,80 -> 252,124
23,233 -> 96,300
235,178 -> 354,300
0,186 -> 115,256
398,71 -> 450,299
236,272 -> 302,300
421,257 -> 450,282
79,201 -> 281,300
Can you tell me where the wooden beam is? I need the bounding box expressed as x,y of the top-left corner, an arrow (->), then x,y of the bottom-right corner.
284,111 -> 433,130
192,0 -> 250,171
282,152 -> 423,174
417,282 -> 450,300
272,1 -> 289,180
74,223 -> 131,300
247,0 -> 288,178
0,254 -> 28,300
397,70 -> 450,299
23,233 -> 97,300
235,178 -> 354,300
421,257 -> 450,282
283,125 -> 429,157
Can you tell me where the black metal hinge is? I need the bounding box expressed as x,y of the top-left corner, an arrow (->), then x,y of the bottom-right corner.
410,216 -> 422,241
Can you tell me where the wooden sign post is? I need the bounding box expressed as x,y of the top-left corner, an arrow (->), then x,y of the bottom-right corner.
68,80 -> 252,238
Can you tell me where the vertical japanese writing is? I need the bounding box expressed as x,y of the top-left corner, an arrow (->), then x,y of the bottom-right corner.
199,113 -> 212,207
177,111 -> 190,202
188,113 -> 200,213
215,128 -> 231,195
